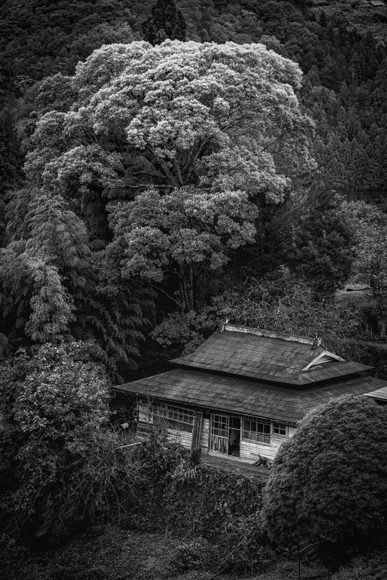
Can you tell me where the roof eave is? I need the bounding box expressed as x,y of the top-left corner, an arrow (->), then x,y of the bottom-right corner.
170,359 -> 374,388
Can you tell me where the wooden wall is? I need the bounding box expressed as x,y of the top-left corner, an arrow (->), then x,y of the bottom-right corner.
137,401 -> 297,462
137,401 -> 194,449
239,427 -> 296,462
239,434 -> 287,462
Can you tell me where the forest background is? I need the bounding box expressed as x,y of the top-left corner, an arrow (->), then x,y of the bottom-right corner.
1,0 -> 387,383
1,0 -> 387,577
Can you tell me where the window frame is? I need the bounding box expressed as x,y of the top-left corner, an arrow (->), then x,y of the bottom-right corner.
242,417 -> 289,444
138,402 -> 195,433
273,422 -> 288,436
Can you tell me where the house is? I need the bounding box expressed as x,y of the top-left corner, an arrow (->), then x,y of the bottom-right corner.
370,0 -> 385,7
114,325 -> 387,464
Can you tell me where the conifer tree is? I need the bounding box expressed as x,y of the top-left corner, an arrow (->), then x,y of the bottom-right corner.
0,114 -> 24,247
142,0 -> 187,45
287,190 -> 356,296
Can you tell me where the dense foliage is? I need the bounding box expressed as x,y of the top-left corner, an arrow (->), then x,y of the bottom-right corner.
142,0 -> 187,45
128,432 -> 270,573
0,342 -> 141,541
2,0 -> 387,197
0,0 -> 387,573
1,0 -> 386,377
261,396 -> 387,566
0,39 -> 317,375
344,201 -> 387,337
286,191 -> 357,295
0,0 -> 138,99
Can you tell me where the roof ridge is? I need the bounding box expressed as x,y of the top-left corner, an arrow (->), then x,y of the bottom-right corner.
224,324 -> 315,345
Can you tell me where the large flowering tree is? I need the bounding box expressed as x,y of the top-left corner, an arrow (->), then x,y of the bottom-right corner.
2,40 -> 314,369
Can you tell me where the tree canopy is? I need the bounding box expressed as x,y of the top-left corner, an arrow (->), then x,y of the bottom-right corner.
0,40 -> 315,371
22,40 -> 313,314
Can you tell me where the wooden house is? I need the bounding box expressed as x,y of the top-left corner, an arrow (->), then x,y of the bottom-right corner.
114,325 -> 387,464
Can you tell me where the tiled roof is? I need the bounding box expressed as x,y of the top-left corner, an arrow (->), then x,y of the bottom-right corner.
171,327 -> 372,386
114,368 -> 386,424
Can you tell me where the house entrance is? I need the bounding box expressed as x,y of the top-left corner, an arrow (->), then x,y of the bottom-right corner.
209,414 -> 240,457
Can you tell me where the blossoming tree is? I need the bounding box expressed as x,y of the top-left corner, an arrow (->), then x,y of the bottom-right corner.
2,40 -> 315,368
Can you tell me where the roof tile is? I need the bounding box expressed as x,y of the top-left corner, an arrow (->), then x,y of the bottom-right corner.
115,369 -> 386,424
171,329 -> 372,385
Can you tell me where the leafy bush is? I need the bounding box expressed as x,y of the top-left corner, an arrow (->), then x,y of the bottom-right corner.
0,342 -> 141,542
261,396 -> 387,567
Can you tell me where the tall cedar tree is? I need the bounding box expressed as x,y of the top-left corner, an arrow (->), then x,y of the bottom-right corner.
142,0 -> 187,45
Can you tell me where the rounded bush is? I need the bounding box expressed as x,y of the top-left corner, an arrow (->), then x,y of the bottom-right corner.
261,396 -> 387,563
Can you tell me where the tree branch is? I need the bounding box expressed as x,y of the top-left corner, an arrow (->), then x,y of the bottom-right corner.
184,138 -> 210,184
105,183 -> 172,190
262,128 -> 289,152
149,284 -> 182,309
145,145 -> 179,188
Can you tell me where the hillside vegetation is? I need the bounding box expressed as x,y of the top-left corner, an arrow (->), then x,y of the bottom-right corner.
1,0 -> 387,578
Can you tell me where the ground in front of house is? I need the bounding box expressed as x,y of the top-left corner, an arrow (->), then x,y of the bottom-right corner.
1,524 -> 356,580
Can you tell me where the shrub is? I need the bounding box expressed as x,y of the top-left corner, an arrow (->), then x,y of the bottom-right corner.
261,396 -> 387,566
0,342 -> 142,542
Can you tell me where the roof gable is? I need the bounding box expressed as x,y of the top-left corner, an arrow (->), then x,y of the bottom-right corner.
301,351 -> 345,371
171,325 -> 371,386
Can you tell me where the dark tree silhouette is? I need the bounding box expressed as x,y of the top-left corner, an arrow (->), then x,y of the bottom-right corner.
142,0 -> 187,45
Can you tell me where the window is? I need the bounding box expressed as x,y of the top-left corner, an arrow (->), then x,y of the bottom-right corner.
242,418 -> 289,443
210,414 -> 229,453
138,403 -> 195,433
211,415 -> 229,438
138,405 -> 153,424
243,418 -> 271,443
273,422 -> 287,435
